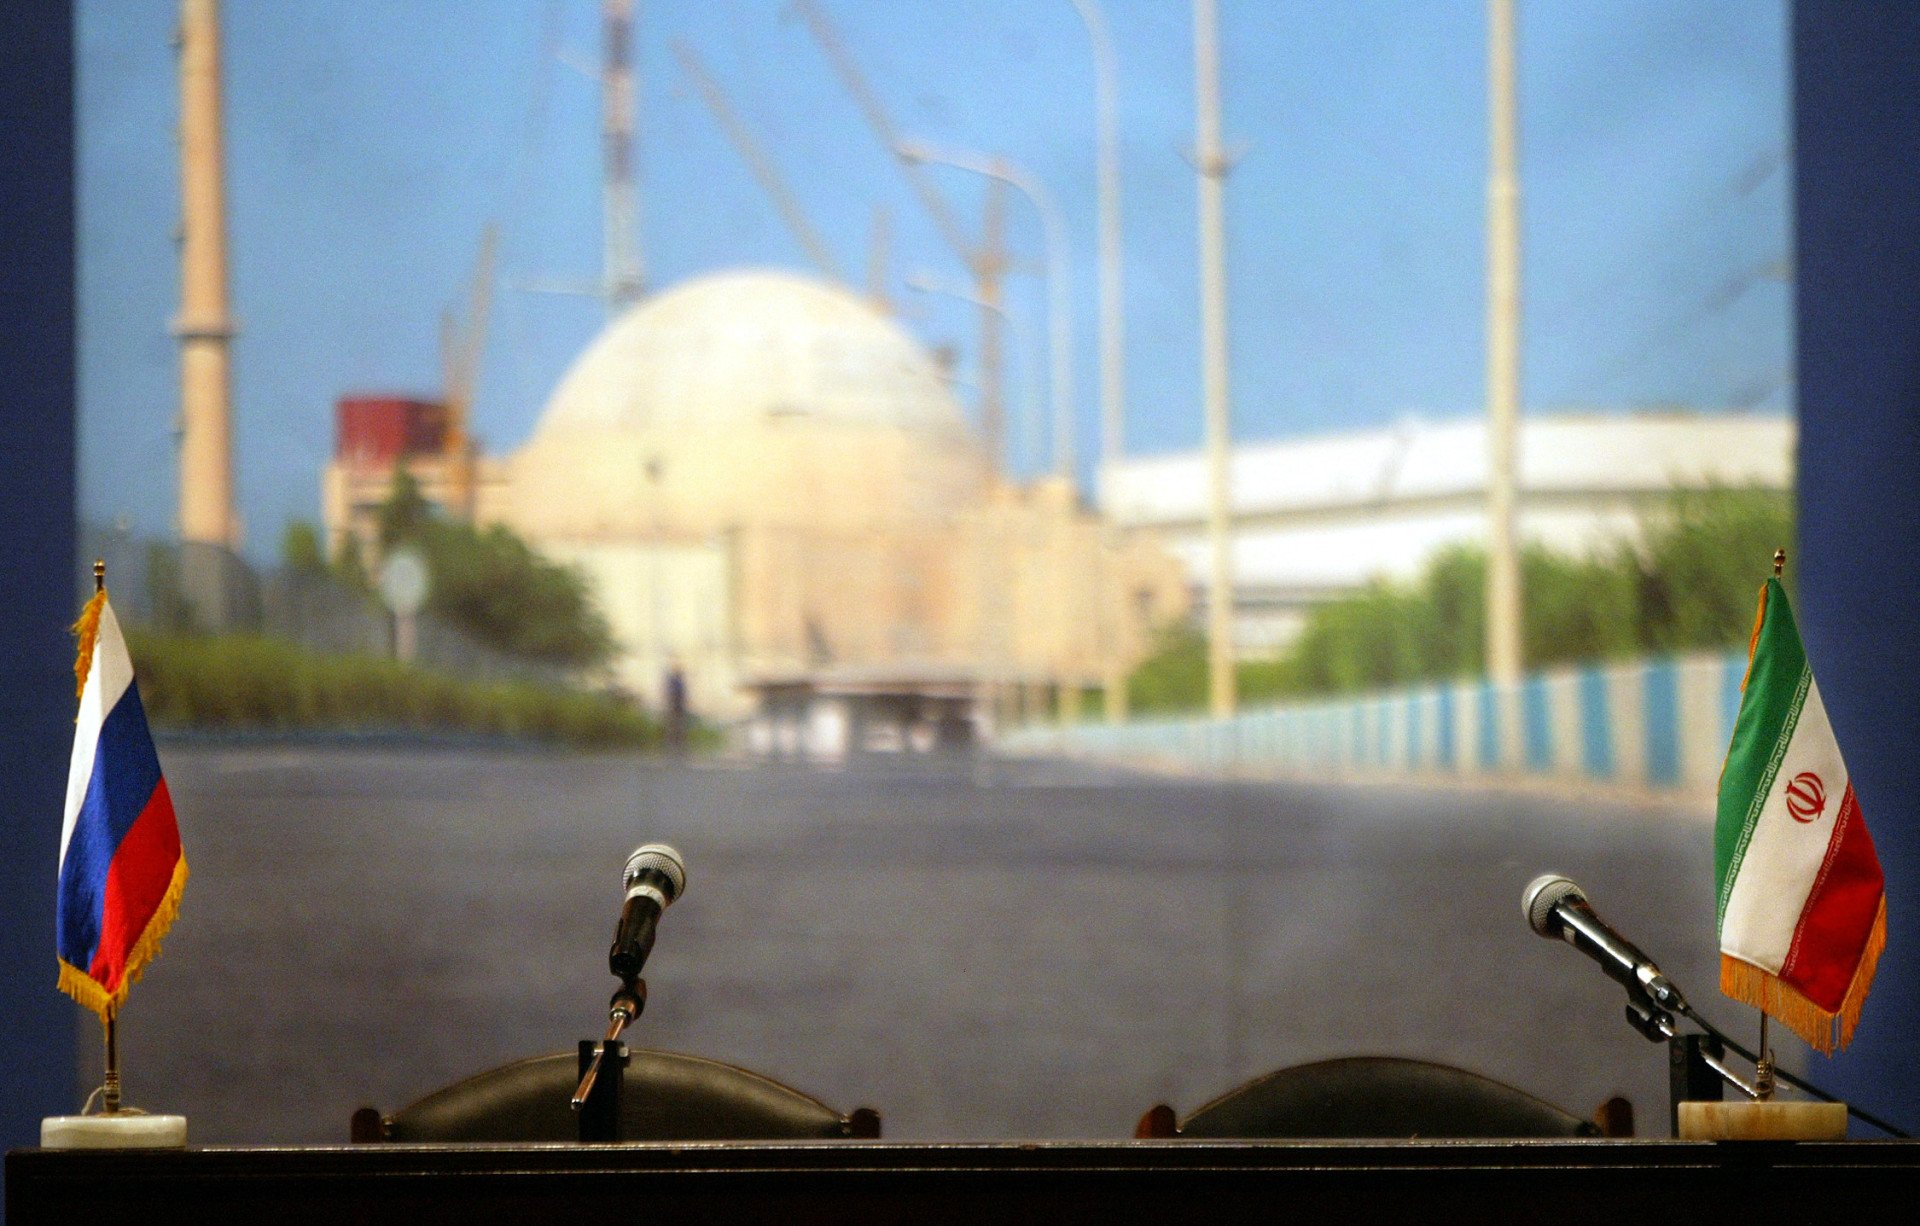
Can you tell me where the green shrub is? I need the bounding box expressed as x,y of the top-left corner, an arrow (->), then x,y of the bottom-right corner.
125,630 -> 659,749
1639,485 -> 1794,651
374,470 -> 616,668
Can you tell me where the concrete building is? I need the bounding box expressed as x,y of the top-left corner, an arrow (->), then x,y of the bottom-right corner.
324,269 -> 1186,747
1101,411 -> 1793,655
323,396 -> 510,561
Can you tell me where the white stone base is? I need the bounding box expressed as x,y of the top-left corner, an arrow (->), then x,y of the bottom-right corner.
1677,1100 -> 1848,1140
40,1114 -> 187,1149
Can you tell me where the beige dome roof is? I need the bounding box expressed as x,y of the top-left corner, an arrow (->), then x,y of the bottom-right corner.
533,268 -> 966,440
505,269 -> 985,540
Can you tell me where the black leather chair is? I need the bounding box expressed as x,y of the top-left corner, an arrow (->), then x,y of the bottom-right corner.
1137,1057 -> 1606,1139
352,1048 -> 880,1142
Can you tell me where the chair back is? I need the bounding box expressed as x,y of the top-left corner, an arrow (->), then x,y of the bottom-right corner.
361,1048 -> 879,1143
1171,1057 -> 1599,1139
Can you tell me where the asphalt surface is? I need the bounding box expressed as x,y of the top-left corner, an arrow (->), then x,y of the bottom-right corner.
101,744 -> 1767,1142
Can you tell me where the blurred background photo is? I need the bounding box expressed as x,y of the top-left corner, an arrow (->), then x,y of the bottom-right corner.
72,0 -> 1799,1140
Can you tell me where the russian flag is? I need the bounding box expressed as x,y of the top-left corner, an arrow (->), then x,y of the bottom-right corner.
57,593 -> 187,1021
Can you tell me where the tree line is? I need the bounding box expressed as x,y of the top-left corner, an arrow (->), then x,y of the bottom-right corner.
289,470 -> 616,671
1128,486 -> 1792,714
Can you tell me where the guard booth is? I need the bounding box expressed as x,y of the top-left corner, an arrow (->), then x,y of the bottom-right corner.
742,666 -> 980,762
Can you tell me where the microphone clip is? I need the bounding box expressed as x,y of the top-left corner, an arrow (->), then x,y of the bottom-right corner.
1623,989 -> 1677,1043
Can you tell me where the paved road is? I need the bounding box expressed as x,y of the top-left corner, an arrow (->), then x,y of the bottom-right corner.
105,745 -> 1763,1142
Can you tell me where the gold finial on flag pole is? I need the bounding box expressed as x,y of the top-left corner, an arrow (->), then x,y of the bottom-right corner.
1773,548 -> 1786,578
94,558 -> 105,593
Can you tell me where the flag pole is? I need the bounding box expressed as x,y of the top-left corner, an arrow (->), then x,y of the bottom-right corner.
43,559 -> 189,1148
1749,545 -> 1786,1101
90,560 -> 124,1116
1755,1013 -> 1775,1101
102,1017 -> 121,1115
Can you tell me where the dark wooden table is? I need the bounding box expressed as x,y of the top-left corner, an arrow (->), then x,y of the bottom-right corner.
10,1139 -> 1920,1224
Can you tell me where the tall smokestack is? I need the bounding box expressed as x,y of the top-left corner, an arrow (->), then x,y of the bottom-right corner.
175,0 -> 236,550
603,0 -> 643,309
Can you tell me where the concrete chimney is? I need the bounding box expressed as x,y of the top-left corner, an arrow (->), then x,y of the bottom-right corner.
175,0 -> 236,550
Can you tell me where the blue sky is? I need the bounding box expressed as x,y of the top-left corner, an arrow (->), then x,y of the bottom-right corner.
78,0 -> 1791,561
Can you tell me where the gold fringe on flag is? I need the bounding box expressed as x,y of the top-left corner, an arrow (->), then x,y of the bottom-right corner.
72,585 -> 107,700
55,856 -> 189,1023
1720,894 -> 1888,1055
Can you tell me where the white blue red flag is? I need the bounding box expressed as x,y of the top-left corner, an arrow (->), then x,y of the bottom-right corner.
57,589 -> 187,1021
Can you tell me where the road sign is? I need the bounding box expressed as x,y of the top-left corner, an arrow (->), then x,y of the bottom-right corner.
379,548 -> 429,618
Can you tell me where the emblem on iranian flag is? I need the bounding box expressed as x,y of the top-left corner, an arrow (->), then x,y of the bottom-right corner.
1716,575 -> 1885,1053
1785,772 -> 1827,824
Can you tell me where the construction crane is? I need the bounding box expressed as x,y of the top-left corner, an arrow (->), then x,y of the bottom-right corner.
441,222 -> 497,522
866,205 -> 891,308
671,40 -> 847,285
602,0 -> 644,309
789,0 -> 1010,471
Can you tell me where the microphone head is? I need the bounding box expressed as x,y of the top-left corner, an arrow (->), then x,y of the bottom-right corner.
1523,873 -> 1584,937
625,843 -> 687,905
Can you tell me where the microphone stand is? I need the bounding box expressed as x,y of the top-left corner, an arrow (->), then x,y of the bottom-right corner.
571,978 -> 644,1143
1616,981 -> 1909,1138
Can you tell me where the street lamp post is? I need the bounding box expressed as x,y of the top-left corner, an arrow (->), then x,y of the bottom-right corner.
1069,0 -> 1126,480
1485,0 -> 1525,703
1070,0 -> 1131,725
898,140 -> 1076,487
1194,0 -> 1236,721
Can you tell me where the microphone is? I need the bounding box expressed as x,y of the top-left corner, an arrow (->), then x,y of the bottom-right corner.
1522,875 -> 1914,1138
610,843 -> 686,980
1522,873 -> 1688,1015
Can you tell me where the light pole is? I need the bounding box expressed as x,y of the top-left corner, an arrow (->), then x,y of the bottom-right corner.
1070,0 -> 1132,725
1069,0 -> 1126,482
898,140 -> 1076,487
1485,0 -> 1524,698
1193,0 -> 1236,721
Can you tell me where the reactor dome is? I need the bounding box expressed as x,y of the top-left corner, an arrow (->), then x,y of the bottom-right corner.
506,269 -> 985,540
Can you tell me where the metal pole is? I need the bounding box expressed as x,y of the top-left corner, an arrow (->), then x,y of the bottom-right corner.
1194,0 -> 1236,720
1484,0 -> 1524,688
1071,0 -> 1130,725
1071,0 -> 1126,477
102,1016 -> 122,1115
1033,168 -> 1076,485
1098,526 -> 1127,723
979,180 -> 1010,474
94,557 -> 122,1117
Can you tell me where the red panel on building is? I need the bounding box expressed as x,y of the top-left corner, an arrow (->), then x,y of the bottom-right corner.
335,396 -> 450,465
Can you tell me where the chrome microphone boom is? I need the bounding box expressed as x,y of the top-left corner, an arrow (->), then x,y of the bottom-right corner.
1522,873 -> 1688,1015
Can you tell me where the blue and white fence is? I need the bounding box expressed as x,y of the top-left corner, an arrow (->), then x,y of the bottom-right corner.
1002,651 -> 1747,796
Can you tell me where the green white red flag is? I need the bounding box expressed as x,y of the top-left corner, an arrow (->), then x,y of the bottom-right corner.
1717,575 -> 1885,1053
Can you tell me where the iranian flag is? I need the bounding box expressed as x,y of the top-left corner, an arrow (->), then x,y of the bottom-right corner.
1717,575 -> 1886,1054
